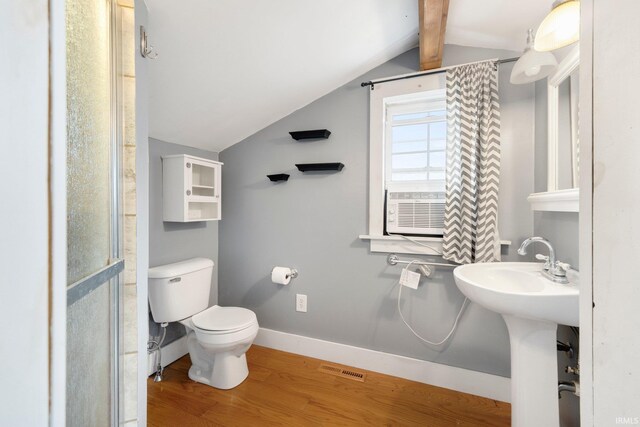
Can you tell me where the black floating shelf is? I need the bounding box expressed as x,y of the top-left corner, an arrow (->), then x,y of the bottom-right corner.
289,129 -> 331,140
295,162 -> 345,172
267,173 -> 290,182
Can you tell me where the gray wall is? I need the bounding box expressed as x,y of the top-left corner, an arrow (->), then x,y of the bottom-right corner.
218,45 -> 537,378
148,138 -> 219,343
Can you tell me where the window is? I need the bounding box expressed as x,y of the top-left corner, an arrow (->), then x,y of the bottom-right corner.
364,73 -> 447,254
363,70 -> 507,254
385,92 -> 446,187
383,90 -> 447,237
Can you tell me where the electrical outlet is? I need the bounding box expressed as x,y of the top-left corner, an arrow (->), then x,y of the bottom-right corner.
296,294 -> 307,312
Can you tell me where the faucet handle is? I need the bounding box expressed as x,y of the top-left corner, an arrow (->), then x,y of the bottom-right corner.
535,254 -> 551,270
556,261 -> 571,272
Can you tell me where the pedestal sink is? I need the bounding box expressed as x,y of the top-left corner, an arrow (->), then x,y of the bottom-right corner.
453,262 -> 579,427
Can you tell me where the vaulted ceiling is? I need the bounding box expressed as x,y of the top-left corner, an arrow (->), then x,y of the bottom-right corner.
146,0 -> 550,152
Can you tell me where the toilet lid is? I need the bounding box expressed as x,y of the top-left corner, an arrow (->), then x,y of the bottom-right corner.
192,305 -> 257,332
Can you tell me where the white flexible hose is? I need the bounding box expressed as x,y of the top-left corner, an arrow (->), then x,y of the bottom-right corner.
397,260 -> 468,346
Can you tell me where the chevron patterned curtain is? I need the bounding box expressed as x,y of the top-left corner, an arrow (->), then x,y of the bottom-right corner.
442,61 -> 501,264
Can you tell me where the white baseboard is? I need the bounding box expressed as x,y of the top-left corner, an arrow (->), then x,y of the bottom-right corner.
254,328 -> 510,403
147,335 -> 189,377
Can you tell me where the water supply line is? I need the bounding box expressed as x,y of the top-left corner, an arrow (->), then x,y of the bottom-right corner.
147,322 -> 168,382
558,327 -> 580,399
558,381 -> 580,398
556,340 -> 575,359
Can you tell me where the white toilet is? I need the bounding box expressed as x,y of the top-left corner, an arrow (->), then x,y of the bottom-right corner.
148,257 -> 259,389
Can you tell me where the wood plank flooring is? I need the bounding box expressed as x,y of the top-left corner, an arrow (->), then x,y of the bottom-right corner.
147,345 -> 510,426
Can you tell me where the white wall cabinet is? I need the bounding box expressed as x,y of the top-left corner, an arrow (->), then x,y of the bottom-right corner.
162,154 -> 222,222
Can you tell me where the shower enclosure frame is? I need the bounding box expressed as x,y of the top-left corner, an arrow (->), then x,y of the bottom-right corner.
64,0 -> 125,424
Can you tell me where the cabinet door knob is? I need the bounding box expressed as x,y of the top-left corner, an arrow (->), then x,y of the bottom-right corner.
186,162 -> 191,168
186,190 -> 191,196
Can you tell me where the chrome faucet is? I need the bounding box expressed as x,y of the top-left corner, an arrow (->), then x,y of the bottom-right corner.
518,237 -> 569,284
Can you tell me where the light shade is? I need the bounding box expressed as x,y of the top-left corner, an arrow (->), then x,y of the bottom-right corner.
510,29 -> 558,84
534,0 -> 580,52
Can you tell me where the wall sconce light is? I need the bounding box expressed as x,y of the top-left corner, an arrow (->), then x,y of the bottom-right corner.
510,29 -> 558,84
534,0 -> 580,52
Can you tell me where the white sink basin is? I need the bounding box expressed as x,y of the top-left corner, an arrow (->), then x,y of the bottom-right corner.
453,262 -> 579,427
453,262 -> 579,326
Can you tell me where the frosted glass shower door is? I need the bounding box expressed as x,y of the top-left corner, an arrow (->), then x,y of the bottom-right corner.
65,0 -> 123,426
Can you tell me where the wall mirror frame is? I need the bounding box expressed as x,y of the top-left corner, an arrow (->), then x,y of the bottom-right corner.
528,45 -> 580,212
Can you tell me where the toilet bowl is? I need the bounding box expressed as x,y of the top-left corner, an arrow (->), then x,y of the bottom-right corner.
181,305 -> 258,389
148,258 -> 259,389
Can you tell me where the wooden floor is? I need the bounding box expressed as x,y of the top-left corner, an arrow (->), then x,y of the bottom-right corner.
148,345 -> 510,426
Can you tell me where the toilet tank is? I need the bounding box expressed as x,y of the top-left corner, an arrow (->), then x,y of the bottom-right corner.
148,258 -> 214,323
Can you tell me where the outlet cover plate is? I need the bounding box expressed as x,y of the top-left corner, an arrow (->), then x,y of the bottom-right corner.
296,294 -> 307,312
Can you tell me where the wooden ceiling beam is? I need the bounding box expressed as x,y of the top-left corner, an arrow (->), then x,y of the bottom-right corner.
419,0 -> 450,70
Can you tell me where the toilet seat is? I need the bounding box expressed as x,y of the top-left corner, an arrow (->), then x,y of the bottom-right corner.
192,305 -> 257,334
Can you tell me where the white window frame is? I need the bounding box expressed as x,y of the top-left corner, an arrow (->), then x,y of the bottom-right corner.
360,73 -> 448,255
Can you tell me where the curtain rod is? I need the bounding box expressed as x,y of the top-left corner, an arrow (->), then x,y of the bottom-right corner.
360,57 -> 519,89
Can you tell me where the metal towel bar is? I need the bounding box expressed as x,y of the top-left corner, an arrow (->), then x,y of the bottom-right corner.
386,253 -> 458,269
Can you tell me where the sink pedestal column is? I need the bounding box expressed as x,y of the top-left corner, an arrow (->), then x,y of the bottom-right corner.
502,315 -> 559,427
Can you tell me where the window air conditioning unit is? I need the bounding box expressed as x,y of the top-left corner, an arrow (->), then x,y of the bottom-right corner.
386,183 -> 446,236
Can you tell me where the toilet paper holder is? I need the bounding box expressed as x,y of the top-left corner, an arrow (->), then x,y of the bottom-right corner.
271,267 -> 298,280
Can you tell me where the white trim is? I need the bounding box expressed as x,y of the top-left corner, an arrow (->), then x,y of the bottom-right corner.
359,234 -> 443,255
547,45 -> 580,192
527,188 -> 579,212
254,328 -> 510,403
531,49 -> 582,217
569,71 -> 580,187
1,3 -> 59,424
146,336 -> 189,376
548,46 -> 580,87
359,235 -> 511,255
547,79 -> 559,191
50,0 -> 68,424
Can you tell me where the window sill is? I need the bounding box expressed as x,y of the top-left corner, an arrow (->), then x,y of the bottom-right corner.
359,234 -> 443,255
359,234 -> 512,256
